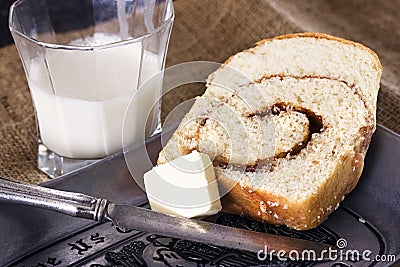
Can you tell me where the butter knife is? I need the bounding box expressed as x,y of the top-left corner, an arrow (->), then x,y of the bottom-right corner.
0,178 -> 333,261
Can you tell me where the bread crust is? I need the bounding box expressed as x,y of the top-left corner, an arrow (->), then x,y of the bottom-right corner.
222,32 -> 382,73
255,32 -> 382,73
220,148 -> 364,230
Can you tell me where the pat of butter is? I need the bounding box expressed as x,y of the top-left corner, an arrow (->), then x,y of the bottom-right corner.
144,151 -> 222,218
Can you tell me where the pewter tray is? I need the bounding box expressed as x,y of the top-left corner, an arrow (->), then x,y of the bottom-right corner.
0,125 -> 399,266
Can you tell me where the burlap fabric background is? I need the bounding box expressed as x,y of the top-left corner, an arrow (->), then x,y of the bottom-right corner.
0,0 -> 399,184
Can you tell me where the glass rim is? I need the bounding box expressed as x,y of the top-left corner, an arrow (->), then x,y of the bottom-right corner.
9,0 -> 174,51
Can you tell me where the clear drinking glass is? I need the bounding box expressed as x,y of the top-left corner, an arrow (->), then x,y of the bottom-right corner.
9,0 -> 174,178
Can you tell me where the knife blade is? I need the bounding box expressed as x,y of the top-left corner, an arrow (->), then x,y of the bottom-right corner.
106,203 -> 333,260
0,178 -> 333,261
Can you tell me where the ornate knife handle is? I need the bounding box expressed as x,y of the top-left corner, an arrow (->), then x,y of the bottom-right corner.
0,178 -> 108,221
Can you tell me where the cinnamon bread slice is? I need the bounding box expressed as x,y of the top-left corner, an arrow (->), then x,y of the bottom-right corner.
157,33 -> 382,230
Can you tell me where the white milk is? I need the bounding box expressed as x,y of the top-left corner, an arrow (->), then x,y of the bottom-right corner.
27,34 -> 161,159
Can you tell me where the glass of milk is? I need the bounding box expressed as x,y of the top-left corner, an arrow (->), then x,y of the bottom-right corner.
9,0 -> 174,178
